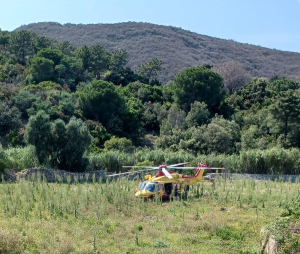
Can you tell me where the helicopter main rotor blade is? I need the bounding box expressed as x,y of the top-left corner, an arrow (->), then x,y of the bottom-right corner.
107,168 -> 159,177
202,167 -> 225,170
168,166 -> 198,170
167,162 -> 190,168
162,168 -> 173,179
122,166 -> 160,169
168,166 -> 225,170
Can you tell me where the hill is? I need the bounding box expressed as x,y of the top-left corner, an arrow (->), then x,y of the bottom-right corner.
15,21 -> 300,82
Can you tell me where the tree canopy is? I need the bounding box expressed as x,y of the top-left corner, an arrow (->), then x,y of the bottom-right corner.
172,66 -> 225,112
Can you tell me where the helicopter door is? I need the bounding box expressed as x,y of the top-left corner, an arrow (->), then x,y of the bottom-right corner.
164,183 -> 172,196
173,183 -> 181,197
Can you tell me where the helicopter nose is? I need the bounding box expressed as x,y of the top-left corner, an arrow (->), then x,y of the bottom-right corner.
135,190 -> 152,198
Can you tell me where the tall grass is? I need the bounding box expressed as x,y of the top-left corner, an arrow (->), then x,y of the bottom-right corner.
88,148 -> 194,172
88,147 -> 300,174
0,177 -> 299,253
2,145 -> 300,174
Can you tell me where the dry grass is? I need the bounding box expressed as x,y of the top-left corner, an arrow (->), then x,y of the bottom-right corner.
0,177 -> 299,253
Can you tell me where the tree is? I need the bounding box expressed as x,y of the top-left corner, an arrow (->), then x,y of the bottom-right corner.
105,67 -> 138,86
109,49 -> 129,73
167,104 -> 186,129
24,110 -> 53,165
32,35 -> 52,53
14,90 -> 39,118
8,30 -> 34,64
186,101 -> 210,127
25,111 -> 92,171
36,48 -> 63,65
172,66 -> 225,112
265,78 -> 300,146
143,102 -> 168,131
56,41 -> 76,56
192,117 -> 240,154
213,61 -> 252,93
58,57 -> 84,90
0,30 -> 10,47
77,80 -> 125,126
268,90 -> 300,144
202,124 -> 234,154
77,45 -> 91,71
240,125 -> 272,150
29,56 -> 54,83
267,77 -> 300,95
137,58 -> 163,83
228,78 -> 268,110
58,117 -> 92,171
89,45 -> 110,78
58,92 -> 75,117
0,102 -> 21,135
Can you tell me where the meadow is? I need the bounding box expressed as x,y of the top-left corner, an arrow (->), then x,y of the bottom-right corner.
1,175 -> 300,254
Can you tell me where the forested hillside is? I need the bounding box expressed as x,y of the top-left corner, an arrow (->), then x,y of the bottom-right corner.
16,22 -> 300,82
1,28 -> 300,174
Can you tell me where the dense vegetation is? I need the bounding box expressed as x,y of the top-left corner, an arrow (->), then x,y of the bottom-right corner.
1,28 -> 300,174
16,22 -> 300,83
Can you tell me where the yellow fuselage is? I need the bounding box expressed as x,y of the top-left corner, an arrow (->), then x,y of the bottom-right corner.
135,170 -> 212,198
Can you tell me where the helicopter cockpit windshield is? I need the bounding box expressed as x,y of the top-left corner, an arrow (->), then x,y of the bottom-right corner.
145,184 -> 155,192
138,181 -> 147,190
145,182 -> 158,192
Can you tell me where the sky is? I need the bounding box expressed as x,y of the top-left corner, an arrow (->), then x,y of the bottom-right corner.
1,0 -> 300,52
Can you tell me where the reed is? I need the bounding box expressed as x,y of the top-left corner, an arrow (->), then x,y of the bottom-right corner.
87,147 -> 300,175
1,145 -> 300,175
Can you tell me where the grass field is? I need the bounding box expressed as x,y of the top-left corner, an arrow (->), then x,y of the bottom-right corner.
0,176 -> 299,254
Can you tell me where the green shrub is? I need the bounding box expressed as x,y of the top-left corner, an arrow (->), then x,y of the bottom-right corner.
104,137 -> 134,153
0,147 -> 8,173
281,194 -> 300,218
4,146 -> 39,171
216,226 -> 244,241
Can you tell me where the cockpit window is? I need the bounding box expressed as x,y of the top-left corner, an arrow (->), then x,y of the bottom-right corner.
138,181 -> 147,190
145,184 -> 155,192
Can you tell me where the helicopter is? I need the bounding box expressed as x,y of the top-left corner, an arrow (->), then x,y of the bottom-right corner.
108,163 -> 225,199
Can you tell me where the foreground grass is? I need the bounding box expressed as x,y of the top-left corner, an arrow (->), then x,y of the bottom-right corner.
0,177 -> 299,254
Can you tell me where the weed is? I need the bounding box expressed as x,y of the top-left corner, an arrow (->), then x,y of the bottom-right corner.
153,241 -> 169,248
216,226 -> 245,240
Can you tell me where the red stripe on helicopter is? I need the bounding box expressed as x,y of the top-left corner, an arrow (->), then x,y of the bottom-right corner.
182,167 -> 200,178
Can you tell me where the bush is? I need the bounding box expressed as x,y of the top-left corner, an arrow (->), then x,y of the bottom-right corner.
0,147 -> 8,173
104,137 -> 134,153
216,226 -> 244,241
4,146 -> 39,171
